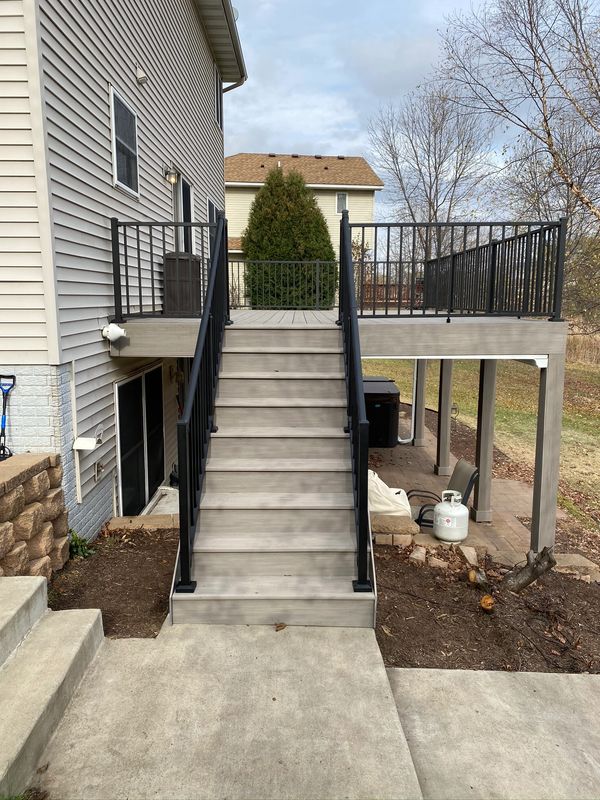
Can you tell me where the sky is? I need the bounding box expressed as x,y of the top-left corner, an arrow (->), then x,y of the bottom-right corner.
224,0 -> 478,160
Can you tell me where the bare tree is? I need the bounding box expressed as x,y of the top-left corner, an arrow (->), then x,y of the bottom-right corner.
495,136 -> 600,332
442,0 -> 600,222
369,86 -> 493,224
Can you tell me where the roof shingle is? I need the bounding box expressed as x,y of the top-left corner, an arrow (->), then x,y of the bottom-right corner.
225,153 -> 384,188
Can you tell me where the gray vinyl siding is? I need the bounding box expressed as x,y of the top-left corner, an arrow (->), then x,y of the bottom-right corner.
38,0 -> 225,499
0,0 -> 49,364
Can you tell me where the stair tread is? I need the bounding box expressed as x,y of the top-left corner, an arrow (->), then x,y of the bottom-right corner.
194,530 -> 356,552
206,458 -> 351,471
215,397 -> 347,407
227,325 -> 338,331
200,492 -> 354,509
176,576 -> 373,600
222,347 -> 343,354
212,427 -> 349,438
220,372 -> 345,379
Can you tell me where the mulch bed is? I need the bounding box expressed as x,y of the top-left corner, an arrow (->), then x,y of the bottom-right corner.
48,527 -> 178,638
376,544 -> 600,673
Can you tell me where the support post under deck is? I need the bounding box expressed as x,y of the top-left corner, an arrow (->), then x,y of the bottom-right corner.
435,359 -> 453,476
531,353 -> 565,552
472,359 -> 497,522
413,359 -> 427,447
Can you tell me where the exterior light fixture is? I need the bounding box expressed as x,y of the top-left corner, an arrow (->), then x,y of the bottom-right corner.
136,65 -> 149,85
164,167 -> 179,185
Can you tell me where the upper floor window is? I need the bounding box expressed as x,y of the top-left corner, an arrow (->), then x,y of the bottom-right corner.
214,66 -> 223,130
110,87 -> 139,195
336,192 -> 348,213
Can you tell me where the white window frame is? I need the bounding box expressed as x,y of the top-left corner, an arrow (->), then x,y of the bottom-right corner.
174,172 -> 195,253
214,65 -> 223,130
336,192 -> 348,214
109,85 -> 140,198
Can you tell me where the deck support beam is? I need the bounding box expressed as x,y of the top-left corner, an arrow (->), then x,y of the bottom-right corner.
531,353 -> 565,552
472,359 -> 497,522
413,359 -> 427,447
435,359 -> 454,476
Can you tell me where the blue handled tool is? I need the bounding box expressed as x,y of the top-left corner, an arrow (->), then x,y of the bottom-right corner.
0,375 -> 16,461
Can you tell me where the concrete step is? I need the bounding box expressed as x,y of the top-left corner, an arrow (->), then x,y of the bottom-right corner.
192,530 -> 357,578
221,349 -> 344,373
214,398 -> 347,428
0,577 -> 47,669
204,458 -> 353,493
217,374 -> 346,400
171,576 -> 374,627
209,428 -> 350,459
224,326 -> 341,349
0,608 -> 103,797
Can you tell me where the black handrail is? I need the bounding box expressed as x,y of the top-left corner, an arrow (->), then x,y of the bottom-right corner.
175,213 -> 229,592
339,210 -> 371,592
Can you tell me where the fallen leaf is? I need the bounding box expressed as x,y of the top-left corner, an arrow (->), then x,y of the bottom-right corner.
382,625 -> 393,637
480,594 -> 495,613
275,623 -> 287,632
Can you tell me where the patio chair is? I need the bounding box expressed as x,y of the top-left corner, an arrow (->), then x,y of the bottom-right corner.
403,458 -> 479,528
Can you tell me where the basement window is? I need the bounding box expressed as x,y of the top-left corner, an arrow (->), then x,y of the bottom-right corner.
110,87 -> 139,195
336,192 -> 348,213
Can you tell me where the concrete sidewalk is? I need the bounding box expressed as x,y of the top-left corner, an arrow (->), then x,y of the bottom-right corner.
388,668 -> 600,800
35,625 -> 423,800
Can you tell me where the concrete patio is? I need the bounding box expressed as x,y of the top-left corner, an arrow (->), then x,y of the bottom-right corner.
371,424 -> 599,577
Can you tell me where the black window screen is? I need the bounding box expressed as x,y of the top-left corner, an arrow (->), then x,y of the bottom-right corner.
113,93 -> 138,193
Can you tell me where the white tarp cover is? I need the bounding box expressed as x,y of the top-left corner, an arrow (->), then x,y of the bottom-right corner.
368,470 -> 411,517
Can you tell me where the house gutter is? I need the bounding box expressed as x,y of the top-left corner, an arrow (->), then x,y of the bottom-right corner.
222,0 -> 247,91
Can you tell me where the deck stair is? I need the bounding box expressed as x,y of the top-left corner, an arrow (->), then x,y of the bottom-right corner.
171,324 -> 375,627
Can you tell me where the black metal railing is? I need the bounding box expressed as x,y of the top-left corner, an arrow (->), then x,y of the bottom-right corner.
339,211 -> 371,592
175,213 -> 230,592
111,219 -> 217,321
228,260 -> 338,310
349,219 -> 567,319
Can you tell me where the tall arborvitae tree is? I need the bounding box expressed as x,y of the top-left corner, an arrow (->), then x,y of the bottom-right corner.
242,168 -> 337,309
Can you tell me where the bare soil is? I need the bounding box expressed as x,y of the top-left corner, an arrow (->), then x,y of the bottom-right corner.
376,545 -> 600,673
47,527 -> 178,638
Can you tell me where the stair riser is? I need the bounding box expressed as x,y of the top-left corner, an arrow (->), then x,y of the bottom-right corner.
225,329 -> 341,349
215,406 -> 346,428
172,597 -> 374,627
218,378 -> 346,400
209,437 -> 350,459
199,508 -> 355,533
0,578 -> 47,670
222,352 -> 344,373
192,551 -> 357,578
204,470 -> 353,493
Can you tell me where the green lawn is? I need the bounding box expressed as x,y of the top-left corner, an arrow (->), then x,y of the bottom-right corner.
362,358 -> 600,527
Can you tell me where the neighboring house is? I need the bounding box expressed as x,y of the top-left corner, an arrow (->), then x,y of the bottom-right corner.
0,0 -> 246,538
224,153 -> 384,257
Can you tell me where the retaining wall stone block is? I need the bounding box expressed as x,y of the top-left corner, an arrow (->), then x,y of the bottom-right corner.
28,555 -> 52,580
13,502 -> 44,541
41,487 -> 65,522
23,470 -> 51,504
0,485 -> 25,523
0,521 -> 15,559
27,521 -> 55,559
50,535 -> 69,571
1,541 -> 29,575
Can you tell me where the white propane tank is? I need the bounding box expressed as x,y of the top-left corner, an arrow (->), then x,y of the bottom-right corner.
433,490 -> 469,542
